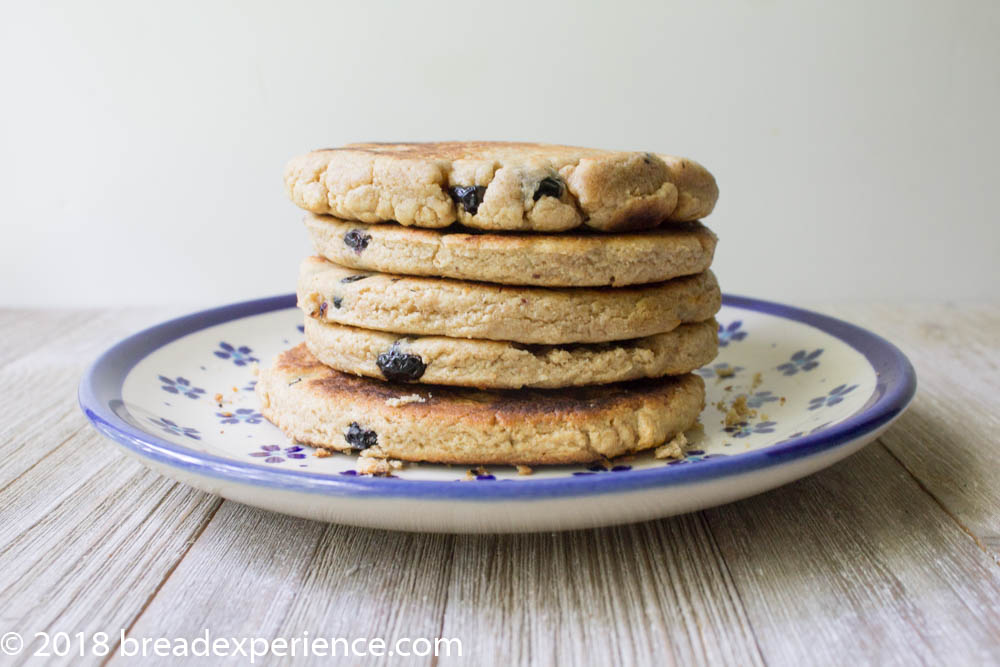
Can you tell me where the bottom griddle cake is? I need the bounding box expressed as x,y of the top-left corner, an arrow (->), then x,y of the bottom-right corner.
257,344 -> 706,465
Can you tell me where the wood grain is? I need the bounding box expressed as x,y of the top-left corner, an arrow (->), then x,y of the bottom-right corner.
0,308 -> 169,489
0,309 -> 222,665
0,305 -> 997,666
0,435 -> 219,642
274,527 -> 453,662
117,502 -> 327,654
0,309 -> 102,369
438,519 -> 764,666
818,304 -> 1000,562
706,442 -> 1000,666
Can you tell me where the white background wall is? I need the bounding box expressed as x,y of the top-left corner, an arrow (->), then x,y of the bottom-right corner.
2,0 -> 997,308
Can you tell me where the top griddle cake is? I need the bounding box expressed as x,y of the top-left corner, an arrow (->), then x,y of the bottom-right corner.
284,142 -> 718,232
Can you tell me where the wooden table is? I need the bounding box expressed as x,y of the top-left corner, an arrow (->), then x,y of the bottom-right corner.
1,305 -> 998,665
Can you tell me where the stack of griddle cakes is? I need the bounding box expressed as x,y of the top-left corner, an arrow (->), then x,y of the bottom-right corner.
257,142 -> 721,467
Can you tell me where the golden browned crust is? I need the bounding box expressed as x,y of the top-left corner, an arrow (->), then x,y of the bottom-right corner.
257,344 -> 706,465
284,142 -> 717,232
305,213 -> 717,287
659,155 -> 719,221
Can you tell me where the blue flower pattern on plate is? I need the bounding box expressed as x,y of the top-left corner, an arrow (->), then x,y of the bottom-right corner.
809,384 -> 858,410
718,321 -> 747,347
744,391 -> 779,409
158,375 -> 206,399
725,421 -> 777,438
249,444 -> 306,464
777,349 -> 822,375
214,342 -> 259,366
149,417 -> 201,440
778,421 -> 835,444
217,408 -> 264,424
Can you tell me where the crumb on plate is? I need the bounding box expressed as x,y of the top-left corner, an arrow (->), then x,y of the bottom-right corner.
724,395 -> 757,427
357,457 -> 403,476
655,432 -> 688,459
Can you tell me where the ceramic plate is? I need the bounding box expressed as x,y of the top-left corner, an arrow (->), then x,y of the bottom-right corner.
80,295 -> 916,533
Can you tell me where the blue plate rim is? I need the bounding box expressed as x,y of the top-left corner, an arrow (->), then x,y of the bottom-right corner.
79,293 -> 917,501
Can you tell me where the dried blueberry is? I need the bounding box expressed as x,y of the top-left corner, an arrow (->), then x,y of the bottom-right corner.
449,185 -> 487,215
345,422 -> 377,450
340,274 -> 368,283
332,296 -> 343,309
318,301 -> 328,315
533,177 -> 563,201
343,229 -> 371,254
376,345 -> 426,382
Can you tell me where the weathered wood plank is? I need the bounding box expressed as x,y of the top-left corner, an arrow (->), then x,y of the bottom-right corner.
0,308 -> 172,489
115,503 -> 328,659
274,527 -> 454,666
0,307 -> 178,373
0,428 -> 220,664
120,512 -> 456,666
0,309 -> 104,369
817,304 -> 1000,561
438,519 -> 764,666
706,441 -> 1000,666
0,309 -> 222,665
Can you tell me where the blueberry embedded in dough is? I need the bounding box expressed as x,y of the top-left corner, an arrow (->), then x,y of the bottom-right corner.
376,344 -> 427,382
344,422 -> 378,450
448,185 -> 487,215
343,229 -> 371,254
533,177 -> 563,201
